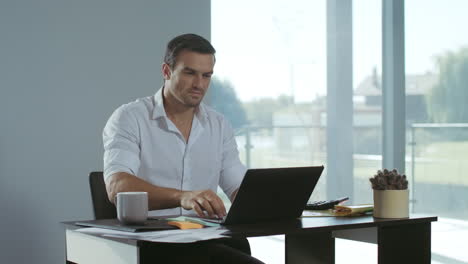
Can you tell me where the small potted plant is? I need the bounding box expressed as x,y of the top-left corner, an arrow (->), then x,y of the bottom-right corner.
369,169 -> 409,218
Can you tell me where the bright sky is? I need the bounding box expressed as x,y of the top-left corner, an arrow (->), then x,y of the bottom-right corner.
211,0 -> 468,102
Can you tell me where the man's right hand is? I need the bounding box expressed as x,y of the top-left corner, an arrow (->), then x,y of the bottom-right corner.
180,190 -> 226,219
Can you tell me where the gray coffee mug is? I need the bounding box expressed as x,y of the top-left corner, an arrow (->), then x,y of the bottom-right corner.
116,192 -> 148,225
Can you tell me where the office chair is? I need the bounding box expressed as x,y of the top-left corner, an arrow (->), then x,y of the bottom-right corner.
89,171 -> 117,219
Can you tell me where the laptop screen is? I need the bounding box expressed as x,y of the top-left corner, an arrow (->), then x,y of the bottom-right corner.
221,166 -> 324,225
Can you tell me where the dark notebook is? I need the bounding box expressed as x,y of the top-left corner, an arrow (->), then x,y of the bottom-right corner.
75,218 -> 177,232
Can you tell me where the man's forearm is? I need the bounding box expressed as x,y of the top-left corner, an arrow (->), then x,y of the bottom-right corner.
105,172 -> 182,211
106,172 -> 227,217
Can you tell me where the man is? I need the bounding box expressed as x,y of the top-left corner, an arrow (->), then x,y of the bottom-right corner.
103,33 -> 263,264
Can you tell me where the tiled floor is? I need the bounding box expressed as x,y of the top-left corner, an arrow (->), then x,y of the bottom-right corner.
248,217 -> 468,264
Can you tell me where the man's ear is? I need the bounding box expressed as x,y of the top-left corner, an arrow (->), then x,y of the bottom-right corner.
162,63 -> 171,80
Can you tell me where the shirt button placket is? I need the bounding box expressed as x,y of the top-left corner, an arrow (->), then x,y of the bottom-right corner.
182,146 -> 191,190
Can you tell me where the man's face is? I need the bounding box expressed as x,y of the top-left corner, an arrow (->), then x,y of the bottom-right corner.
163,50 -> 215,108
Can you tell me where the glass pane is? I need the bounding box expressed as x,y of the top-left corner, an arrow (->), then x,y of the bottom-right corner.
353,0 -> 382,206
211,0 -> 327,207
406,0 -> 468,263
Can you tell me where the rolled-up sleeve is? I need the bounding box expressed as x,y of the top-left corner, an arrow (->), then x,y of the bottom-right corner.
103,106 -> 141,180
219,119 -> 247,200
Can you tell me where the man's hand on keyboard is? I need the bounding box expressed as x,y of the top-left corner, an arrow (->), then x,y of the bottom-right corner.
180,190 -> 226,219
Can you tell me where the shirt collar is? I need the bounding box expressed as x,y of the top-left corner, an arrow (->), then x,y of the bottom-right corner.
152,87 -> 209,123
152,87 -> 167,120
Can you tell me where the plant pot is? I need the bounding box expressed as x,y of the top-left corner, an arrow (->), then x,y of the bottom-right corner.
373,189 -> 409,218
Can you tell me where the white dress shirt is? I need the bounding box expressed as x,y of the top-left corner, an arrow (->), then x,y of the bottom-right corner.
103,88 -> 247,216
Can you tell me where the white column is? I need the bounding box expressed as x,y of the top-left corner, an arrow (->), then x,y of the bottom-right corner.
326,0 -> 354,200
382,0 -> 406,173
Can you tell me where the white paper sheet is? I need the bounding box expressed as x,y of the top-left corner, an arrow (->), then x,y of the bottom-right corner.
76,227 -> 229,243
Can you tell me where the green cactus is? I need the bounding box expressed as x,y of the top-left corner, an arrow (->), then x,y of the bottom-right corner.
369,169 -> 408,190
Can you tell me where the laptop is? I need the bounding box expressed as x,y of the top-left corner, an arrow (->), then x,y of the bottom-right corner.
196,165 -> 324,225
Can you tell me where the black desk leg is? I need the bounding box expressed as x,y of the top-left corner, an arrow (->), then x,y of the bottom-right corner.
378,222 -> 431,264
285,231 -> 335,264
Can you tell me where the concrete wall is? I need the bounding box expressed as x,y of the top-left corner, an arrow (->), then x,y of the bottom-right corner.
0,1 -> 210,263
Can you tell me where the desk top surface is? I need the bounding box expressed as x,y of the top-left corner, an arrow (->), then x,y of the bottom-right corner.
222,214 -> 437,237
64,214 -> 437,241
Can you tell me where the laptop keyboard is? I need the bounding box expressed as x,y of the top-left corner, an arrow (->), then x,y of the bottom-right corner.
199,216 -> 226,224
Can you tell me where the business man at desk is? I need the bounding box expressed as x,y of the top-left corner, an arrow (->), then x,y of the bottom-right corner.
102,33 -> 264,264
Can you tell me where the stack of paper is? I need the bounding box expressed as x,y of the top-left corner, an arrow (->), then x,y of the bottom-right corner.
76,226 -> 228,243
333,204 -> 374,216
302,204 -> 374,217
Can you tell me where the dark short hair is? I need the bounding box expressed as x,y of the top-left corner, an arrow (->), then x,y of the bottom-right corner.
163,33 -> 216,69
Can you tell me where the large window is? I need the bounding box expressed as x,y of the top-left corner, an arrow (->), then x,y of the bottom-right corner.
212,0 -> 467,263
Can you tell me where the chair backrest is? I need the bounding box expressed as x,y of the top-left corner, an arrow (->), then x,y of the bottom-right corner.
89,171 -> 117,219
